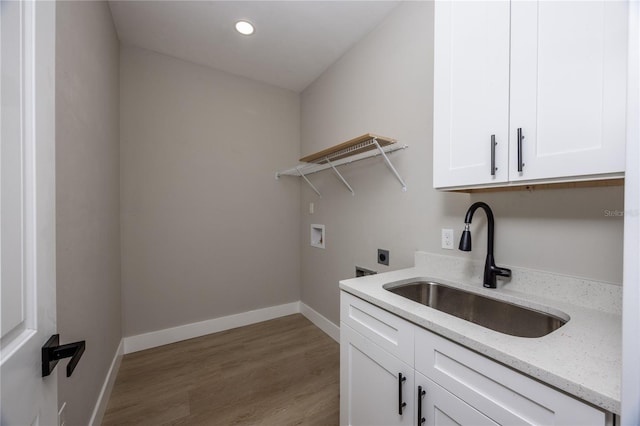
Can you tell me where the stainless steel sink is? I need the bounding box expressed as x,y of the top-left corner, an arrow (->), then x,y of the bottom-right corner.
384,281 -> 568,338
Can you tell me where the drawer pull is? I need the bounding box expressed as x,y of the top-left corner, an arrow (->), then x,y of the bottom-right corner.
418,386 -> 427,426
398,373 -> 407,415
417,385 -> 426,425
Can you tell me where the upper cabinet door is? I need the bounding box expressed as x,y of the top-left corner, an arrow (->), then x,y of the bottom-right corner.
509,1 -> 628,182
433,1 -> 510,188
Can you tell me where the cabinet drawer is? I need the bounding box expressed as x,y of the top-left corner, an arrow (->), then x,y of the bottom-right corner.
340,291 -> 414,365
415,327 -> 606,425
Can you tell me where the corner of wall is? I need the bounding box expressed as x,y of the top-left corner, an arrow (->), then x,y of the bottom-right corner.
89,339 -> 124,426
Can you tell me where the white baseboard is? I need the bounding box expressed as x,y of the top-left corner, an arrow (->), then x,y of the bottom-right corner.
89,338 -> 124,426
300,302 -> 340,343
123,301 -> 301,354
122,301 -> 340,354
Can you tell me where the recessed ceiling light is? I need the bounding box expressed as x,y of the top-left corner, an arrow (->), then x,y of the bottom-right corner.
235,20 -> 254,36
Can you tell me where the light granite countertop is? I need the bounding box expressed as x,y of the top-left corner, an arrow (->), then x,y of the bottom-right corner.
339,252 -> 622,414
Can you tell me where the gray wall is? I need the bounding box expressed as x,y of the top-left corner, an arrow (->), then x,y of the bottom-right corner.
300,2 -> 625,325
120,46 -> 301,337
56,2 -> 121,425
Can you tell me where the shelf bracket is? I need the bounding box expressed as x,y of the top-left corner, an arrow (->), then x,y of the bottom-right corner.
372,138 -> 408,192
296,166 -> 322,197
325,156 -> 355,195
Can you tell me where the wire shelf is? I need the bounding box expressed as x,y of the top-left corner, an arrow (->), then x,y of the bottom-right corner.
276,134 -> 408,197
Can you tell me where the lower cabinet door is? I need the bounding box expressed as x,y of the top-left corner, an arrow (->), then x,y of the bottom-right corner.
416,372 -> 498,426
340,323 -> 414,426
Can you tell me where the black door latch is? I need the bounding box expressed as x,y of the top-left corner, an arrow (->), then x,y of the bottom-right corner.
42,334 -> 86,377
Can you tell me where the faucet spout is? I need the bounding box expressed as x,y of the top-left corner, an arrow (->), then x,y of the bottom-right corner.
459,202 -> 511,288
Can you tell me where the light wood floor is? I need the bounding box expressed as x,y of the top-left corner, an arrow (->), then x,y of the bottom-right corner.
102,314 -> 339,426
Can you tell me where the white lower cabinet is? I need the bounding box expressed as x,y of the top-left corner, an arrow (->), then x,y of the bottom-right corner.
340,323 -> 414,426
340,291 -> 610,426
414,327 -> 608,425
417,372 -> 497,426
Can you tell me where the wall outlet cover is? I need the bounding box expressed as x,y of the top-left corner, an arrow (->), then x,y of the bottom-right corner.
377,249 -> 389,266
442,228 -> 454,250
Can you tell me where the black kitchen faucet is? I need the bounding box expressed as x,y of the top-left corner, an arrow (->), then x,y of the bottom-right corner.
459,202 -> 512,288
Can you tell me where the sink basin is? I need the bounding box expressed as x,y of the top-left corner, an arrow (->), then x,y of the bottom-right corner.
384,281 -> 568,338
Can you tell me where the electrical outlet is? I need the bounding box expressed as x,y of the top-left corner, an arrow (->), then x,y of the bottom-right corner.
377,249 -> 390,266
442,228 -> 454,250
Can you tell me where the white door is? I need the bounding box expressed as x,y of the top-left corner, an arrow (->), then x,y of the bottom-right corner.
509,0 -> 628,182
1,0 -> 57,425
417,372 -> 498,426
433,0 -> 510,189
340,323 -> 414,426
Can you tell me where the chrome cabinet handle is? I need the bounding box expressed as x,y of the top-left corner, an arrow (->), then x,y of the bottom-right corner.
517,128 -> 525,172
398,373 -> 407,415
417,385 -> 426,425
490,134 -> 497,176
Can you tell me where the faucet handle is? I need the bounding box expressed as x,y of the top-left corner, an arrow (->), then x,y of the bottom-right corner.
493,266 -> 511,278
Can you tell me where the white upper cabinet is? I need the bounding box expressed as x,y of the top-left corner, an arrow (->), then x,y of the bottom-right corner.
509,0 -> 628,181
433,1 -> 510,188
434,1 -> 628,189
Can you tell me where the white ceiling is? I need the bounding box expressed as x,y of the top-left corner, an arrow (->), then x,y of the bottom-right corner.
108,1 -> 401,92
